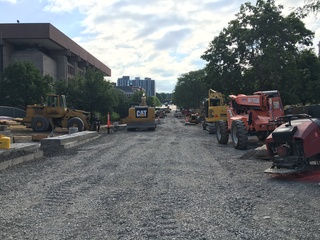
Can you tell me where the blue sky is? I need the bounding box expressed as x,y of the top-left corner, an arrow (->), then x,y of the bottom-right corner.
0,0 -> 319,93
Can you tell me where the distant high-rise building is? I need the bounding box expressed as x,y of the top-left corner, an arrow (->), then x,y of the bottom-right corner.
117,76 -> 131,87
117,76 -> 156,96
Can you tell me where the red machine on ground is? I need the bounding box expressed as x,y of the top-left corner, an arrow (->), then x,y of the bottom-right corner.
264,114 -> 320,174
216,90 -> 284,149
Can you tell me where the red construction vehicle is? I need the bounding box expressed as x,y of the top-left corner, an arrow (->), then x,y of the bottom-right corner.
264,114 -> 320,174
216,90 -> 284,149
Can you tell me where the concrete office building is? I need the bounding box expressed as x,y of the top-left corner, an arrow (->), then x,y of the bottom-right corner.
0,23 -> 111,80
117,76 -> 156,97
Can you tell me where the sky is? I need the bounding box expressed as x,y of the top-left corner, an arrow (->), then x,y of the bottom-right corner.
0,0 -> 319,93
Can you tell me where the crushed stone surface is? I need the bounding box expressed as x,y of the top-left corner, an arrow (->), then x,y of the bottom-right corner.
1,112 -> 320,240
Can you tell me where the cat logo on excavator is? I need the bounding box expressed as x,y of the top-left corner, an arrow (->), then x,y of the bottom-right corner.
136,109 -> 148,118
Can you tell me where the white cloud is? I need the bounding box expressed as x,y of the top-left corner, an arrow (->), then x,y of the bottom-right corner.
67,0 -> 245,92
0,0 -> 17,3
39,0 -> 320,92
43,0 -> 96,13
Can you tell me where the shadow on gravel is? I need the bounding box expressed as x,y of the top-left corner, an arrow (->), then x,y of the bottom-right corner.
267,166 -> 320,183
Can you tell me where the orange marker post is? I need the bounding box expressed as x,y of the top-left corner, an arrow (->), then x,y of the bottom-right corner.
107,112 -> 111,134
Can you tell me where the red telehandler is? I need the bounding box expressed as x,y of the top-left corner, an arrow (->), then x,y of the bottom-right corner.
216,90 -> 284,150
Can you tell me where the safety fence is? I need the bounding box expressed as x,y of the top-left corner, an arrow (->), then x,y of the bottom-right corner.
285,105 -> 320,118
0,106 -> 26,118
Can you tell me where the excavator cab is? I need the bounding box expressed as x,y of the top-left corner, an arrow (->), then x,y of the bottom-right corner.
202,89 -> 228,133
210,98 -> 221,107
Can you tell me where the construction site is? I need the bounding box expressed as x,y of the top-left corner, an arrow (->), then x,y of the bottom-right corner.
1,0 -> 320,237
1,107 -> 320,239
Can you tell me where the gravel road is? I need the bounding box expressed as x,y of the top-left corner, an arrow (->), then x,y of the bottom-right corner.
1,111 -> 320,240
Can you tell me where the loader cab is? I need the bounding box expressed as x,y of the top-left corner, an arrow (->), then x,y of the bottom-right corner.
47,95 -> 66,108
46,94 -> 67,116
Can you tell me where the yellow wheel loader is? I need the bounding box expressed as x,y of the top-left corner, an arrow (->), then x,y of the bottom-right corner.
202,89 -> 228,134
23,94 -> 91,132
126,93 -> 156,131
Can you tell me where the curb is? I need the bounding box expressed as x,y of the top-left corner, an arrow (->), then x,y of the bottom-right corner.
0,143 -> 43,170
0,131 -> 101,171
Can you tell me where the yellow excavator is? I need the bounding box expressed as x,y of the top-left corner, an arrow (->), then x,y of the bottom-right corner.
202,89 -> 228,134
126,93 -> 156,131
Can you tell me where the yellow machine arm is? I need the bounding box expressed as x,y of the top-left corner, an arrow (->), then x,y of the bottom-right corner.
140,93 -> 147,106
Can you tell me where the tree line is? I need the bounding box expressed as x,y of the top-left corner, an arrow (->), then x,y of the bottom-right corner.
173,0 -> 320,109
0,61 -> 162,122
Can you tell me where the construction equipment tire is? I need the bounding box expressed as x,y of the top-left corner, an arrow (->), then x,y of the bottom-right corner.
208,125 -> 216,134
216,120 -> 229,144
31,116 -> 49,132
202,122 -> 206,130
231,120 -> 248,150
67,117 -> 84,132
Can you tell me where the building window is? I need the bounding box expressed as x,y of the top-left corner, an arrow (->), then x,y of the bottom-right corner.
68,64 -> 75,76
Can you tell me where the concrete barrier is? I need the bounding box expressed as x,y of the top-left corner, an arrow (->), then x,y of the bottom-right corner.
68,127 -> 78,134
0,143 -> 42,170
41,131 -> 100,150
0,131 -> 101,170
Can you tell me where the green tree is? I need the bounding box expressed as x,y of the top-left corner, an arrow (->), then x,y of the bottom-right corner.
201,0 -> 314,104
156,93 -> 164,103
297,0 -> 320,15
54,79 -> 69,96
110,88 -> 130,119
54,69 -> 118,120
76,69 -> 117,118
131,91 -> 144,105
0,60 -> 54,108
292,50 -> 320,105
55,76 -> 86,110
173,69 -> 207,109
147,96 -> 162,107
